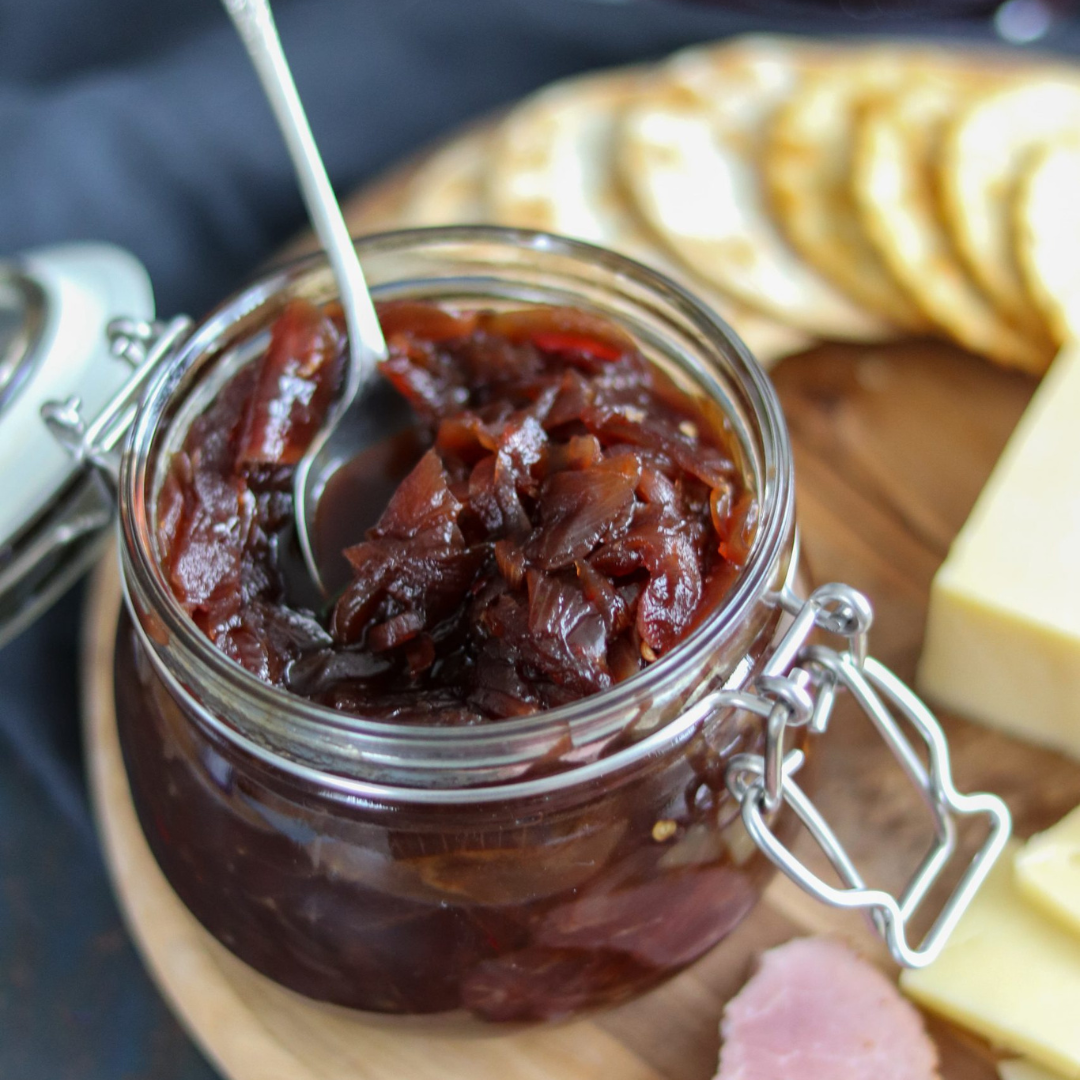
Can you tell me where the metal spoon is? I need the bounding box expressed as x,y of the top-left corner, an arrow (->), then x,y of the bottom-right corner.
222,0 -> 387,597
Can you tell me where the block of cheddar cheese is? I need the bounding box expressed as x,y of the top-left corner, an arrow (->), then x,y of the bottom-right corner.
918,345 -> 1080,759
999,1060 -> 1065,1080
900,843 -> 1080,1077
1015,805 -> 1080,939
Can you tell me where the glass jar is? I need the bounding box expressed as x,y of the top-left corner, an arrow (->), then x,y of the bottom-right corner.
35,228 -> 1008,1025
114,228 -> 798,1021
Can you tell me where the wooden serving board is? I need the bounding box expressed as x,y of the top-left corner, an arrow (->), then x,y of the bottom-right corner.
81,140 -> 1080,1080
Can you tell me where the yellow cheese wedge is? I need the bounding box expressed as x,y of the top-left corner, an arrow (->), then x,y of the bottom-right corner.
1000,1060 -> 1068,1080
918,344 -> 1080,759
901,843 -> 1080,1078
1015,806 -> 1080,938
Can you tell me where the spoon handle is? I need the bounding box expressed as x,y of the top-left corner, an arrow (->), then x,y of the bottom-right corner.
221,0 -> 386,397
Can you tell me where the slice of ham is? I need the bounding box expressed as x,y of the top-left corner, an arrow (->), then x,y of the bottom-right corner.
717,937 -> 940,1080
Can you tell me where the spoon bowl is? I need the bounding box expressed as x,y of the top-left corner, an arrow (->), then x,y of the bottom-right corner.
296,377 -> 416,600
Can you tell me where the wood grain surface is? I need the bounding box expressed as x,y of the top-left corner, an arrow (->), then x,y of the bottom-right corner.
80,136 -> 1080,1080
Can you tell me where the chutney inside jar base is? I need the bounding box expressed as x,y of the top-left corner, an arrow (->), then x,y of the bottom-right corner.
115,602 -> 790,1021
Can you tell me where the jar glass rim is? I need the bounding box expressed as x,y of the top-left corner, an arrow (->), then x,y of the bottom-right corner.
119,226 -> 796,765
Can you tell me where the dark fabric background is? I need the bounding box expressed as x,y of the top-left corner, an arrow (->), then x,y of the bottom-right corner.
1,2 -> 1076,1076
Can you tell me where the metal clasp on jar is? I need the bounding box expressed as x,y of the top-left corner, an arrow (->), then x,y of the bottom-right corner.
42,316 -> 192,488
683,581 -> 1011,969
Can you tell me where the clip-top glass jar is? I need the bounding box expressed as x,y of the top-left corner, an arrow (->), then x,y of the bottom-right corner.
42,229 -> 1010,1024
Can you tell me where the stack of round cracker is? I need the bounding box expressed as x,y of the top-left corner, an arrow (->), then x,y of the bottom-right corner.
385,35 -> 1080,374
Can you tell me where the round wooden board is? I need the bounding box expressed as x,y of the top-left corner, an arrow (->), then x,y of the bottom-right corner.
80,125 -> 1080,1080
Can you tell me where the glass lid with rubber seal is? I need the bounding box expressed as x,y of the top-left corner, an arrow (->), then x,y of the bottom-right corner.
0,242 -> 154,648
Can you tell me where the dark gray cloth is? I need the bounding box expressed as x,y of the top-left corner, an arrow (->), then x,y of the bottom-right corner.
6,0 -> 1066,319
0,2 -> 1075,1075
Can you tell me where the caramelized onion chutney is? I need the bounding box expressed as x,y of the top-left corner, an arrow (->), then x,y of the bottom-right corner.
115,292 -> 783,1022
155,299 -> 758,721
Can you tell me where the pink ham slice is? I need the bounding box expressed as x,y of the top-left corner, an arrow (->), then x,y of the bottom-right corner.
717,938 -> 940,1080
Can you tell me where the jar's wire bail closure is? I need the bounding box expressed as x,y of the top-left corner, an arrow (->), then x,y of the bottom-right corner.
710,581 -> 1012,970
42,316 -> 192,490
